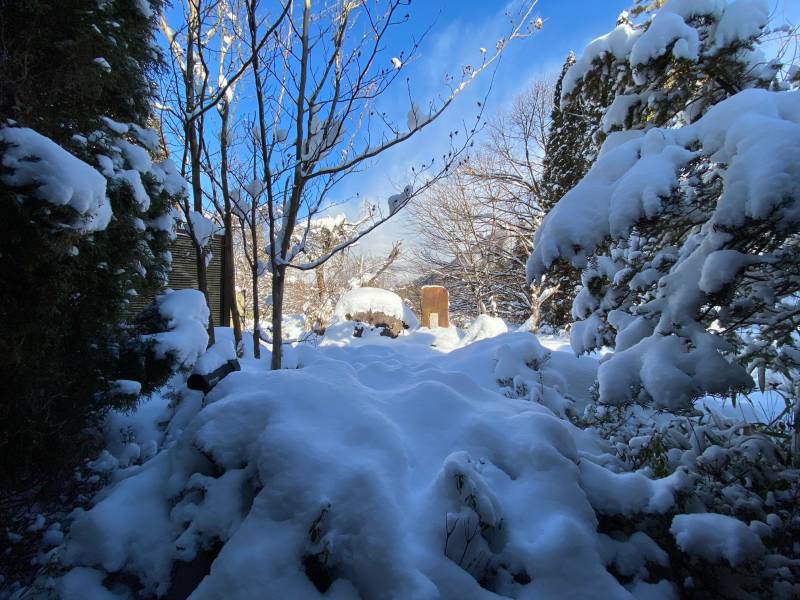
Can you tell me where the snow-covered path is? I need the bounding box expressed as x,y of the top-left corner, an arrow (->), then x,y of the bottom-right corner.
60,327 -> 692,599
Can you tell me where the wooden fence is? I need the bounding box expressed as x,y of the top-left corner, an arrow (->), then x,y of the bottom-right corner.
125,231 -> 228,327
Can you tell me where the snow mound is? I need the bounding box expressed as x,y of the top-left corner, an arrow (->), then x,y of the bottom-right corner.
145,289 -> 210,369
493,333 -> 598,418
62,332 -> 686,599
333,287 -> 406,322
670,512 -> 766,566
0,126 -> 111,232
461,314 -> 508,345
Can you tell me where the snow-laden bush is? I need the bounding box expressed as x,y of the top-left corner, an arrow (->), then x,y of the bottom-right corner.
0,0 -> 180,500
50,325 -> 798,598
60,333 -> 710,599
461,314 -> 508,345
528,0 -> 799,419
521,1 -> 800,595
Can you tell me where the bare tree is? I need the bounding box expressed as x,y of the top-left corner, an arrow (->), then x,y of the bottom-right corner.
242,0 -> 540,368
409,77 -> 558,326
282,212 -> 403,331
158,0 -> 288,346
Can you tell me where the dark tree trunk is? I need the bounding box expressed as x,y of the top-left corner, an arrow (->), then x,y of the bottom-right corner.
270,266 -> 285,370
185,19 -> 214,346
250,217 -> 261,360
219,107 -> 242,349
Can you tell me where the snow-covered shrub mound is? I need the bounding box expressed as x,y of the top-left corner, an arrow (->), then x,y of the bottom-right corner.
61,336 -> 695,599
461,314 -> 508,345
494,333 -> 598,418
141,288 -> 210,370
670,513 -> 765,567
331,287 -> 417,338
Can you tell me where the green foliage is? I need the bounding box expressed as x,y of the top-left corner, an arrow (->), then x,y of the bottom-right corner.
538,52 -> 594,328
0,0 -> 176,492
580,399 -> 799,597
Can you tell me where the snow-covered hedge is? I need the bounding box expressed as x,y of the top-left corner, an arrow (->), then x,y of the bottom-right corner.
143,288 -> 210,369
60,334 -> 695,598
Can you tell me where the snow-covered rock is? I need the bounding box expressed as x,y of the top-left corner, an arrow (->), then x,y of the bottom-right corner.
334,287 -> 405,323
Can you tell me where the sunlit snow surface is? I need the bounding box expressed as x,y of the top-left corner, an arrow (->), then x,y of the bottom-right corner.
59,322 -> 774,600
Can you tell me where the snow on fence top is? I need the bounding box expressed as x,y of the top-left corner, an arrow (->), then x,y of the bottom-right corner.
0,126 -> 112,232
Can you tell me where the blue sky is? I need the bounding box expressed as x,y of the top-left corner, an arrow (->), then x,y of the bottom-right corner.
342,0 -> 631,255
160,0 -> 800,258
337,0 -> 800,257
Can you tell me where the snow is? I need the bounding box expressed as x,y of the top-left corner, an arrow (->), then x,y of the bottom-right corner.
57,567 -> 121,600
56,311 -> 795,598
662,0 -> 725,19
100,117 -> 129,135
629,12 -> 699,67
189,211 -> 217,248
110,379 -> 141,397
144,289 -> 210,368
60,329 -> 624,598
712,0 -> 769,50
670,513 -> 766,566
580,459 -> 689,516
561,23 -> 641,100
61,322 -> 715,598
461,314 -> 508,345
117,139 -> 151,172
93,57 -> 112,72
333,287 -> 406,321
0,126 -> 112,232
387,184 -> 412,215
152,158 -> 188,197
115,169 -> 150,211
193,338 -> 237,375
698,249 -> 764,293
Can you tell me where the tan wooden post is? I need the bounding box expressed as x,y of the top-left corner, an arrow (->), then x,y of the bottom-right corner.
421,285 -> 449,328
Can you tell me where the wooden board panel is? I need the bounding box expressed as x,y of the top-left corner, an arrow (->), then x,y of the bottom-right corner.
124,231 -> 226,325
420,285 -> 449,328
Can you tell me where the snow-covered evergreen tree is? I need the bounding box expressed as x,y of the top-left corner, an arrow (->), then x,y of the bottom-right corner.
537,52 -> 594,327
0,0 -> 182,488
528,0 -> 798,417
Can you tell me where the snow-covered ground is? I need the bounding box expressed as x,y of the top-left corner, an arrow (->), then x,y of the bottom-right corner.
51,317 -> 788,599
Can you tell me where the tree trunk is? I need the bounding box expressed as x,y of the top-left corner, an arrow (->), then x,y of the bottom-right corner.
185,11 -> 214,346
250,220 -> 261,359
270,266 -> 285,370
314,265 -> 327,330
189,128 -> 214,346
219,107 -> 242,350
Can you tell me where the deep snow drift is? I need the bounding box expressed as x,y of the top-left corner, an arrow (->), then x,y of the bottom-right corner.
47,317 -> 790,600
